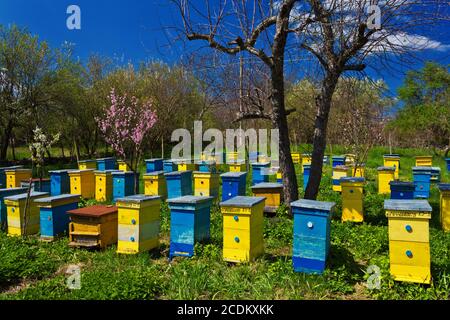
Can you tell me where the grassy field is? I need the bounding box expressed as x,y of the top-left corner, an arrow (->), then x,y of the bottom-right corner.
0,146 -> 449,300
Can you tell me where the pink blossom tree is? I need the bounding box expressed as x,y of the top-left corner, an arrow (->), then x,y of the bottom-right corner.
96,88 -> 158,193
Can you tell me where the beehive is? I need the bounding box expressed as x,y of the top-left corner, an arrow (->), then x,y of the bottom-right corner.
49,170 -> 72,196
390,181 -> 415,200
345,154 -> 356,166
415,156 -> 432,167
229,160 -> 246,173
165,171 -> 193,199
96,157 -> 116,171
384,200 -> 432,284
412,167 -> 431,199
446,158 -> 450,172
95,170 -> 118,202
303,164 -> 311,189
332,156 -> 346,168
377,166 -> 396,194
4,191 -> 49,236
67,205 -> 118,249
274,167 -> 282,183
351,164 -> 366,178
249,151 -> 260,163
69,169 -> 95,199
383,154 -> 401,179
163,160 -> 178,173
301,154 -> 312,173
193,171 -> 220,198
168,196 -> 214,259
251,162 -> 270,186
116,195 -> 161,254
145,158 -> 164,173
438,184 -> 450,232
20,178 -> 51,193
340,177 -> 365,223
143,171 -> 167,199
220,196 -> 265,263
430,167 -> 441,182
5,168 -> 32,189
226,152 -> 239,163
117,160 -> 131,172
112,171 -> 136,201
175,159 -> 198,172
35,194 -> 80,241
78,160 -> 97,170
251,183 -> 283,214
291,199 -> 335,274
0,166 -> 23,187
332,165 -> 348,192
198,160 -> 217,173
291,152 -> 301,165
220,172 -> 247,202
258,154 -> 270,163
323,155 -> 330,165
0,187 -> 27,230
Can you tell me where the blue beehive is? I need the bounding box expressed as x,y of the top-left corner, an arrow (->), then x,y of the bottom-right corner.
446,158 -> 450,172
221,172 -> 247,202
249,151 -> 260,163
163,160 -> 178,173
112,171 -> 136,201
34,194 -> 80,241
0,187 -> 27,230
168,196 -> 213,260
165,171 -> 193,199
21,179 -> 51,193
198,160 -> 217,173
0,166 -> 23,187
49,170 -> 72,196
97,157 -> 116,171
430,167 -> 441,182
291,199 -> 335,274
303,164 -> 311,189
145,158 -> 164,173
412,167 -> 431,199
332,156 -> 346,168
251,162 -> 270,186
390,181 -> 415,200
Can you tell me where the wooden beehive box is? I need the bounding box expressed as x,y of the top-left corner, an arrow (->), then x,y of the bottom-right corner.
390,181 -> 415,200
175,159 -> 198,172
340,177 -> 365,223
0,166 -> 23,187
168,196 -> 214,260
4,191 -> 49,236
291,152 -> 301,164
69,169 -> 95,199
220,172 -> 247,202
67,205 -> 118,249
165,171 -> 193,199
301,154 -> 312,173
251,182 -> 283,214
117,160 -> 131,172
332,165 -> 348,192
384,200 -> 432,284
193,171 -> 220,198
220,196 -> 265,263
112,171 -> 136,202
35,194 -> 80,241
145,158 -> 164,173
438,184 -> 450,232
377,166 -> 396,194
383,154 -> 401,179
198,160 -> 217,173
5,168 -> 32,189
95,170 -> 118,202
49,170 -> 72,196
116,195 -> 161,254
78,160 -> 97,170
21,178 -> 51,193
163,160 -> 178,173
291,199 -> 335,274
332,156 -> 346,168
143,171 -> 167,199
251,162 -> 270,186
229,160 -> 246,173
96,157 -> 116,171
0,187 -> 27,231
303,164 -> 311,189
412,167 -> 431,199
415,156 -> 432,167
351,163 -> 366,178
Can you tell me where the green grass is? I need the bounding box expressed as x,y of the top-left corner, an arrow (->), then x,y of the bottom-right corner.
0,146 -> 449,300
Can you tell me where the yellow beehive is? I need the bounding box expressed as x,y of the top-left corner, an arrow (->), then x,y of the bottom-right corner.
4,191 -> 48,236
345,154 -> 356,166
415,156 -> 432,167
229,160 -> 246,172
117,195 -> 161,254
438,184 -> 450,232
78,160 -> 97,170
301,154 -> 312,173
95,170 -> 117,202
176,160 -> 198,172
383,155 -> 401,179
143,171 -> 167,199
220,196 -> 265,263
5,169 -> 32,189
193,172 -> 220,198
118,160 -> 131,172
291,152 -> 301,164
378,166 -> 396,194
227,152 -> 239,163
341,177 -> 365,223
69,170 -> 95,199
251,183 -> 283,213
258,155 -> 270,163
332,166 -> 348,192
384,200 -> 432,284
351,164 -> 365,178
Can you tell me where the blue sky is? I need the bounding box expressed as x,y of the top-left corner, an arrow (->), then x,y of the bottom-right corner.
0,0 -> 449,96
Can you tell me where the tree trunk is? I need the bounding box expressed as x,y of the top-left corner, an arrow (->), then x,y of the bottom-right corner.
305,73 -> 339,200
271,67 -> 298,207
0,120 -> 13,161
